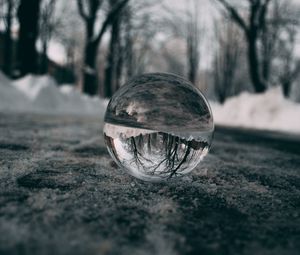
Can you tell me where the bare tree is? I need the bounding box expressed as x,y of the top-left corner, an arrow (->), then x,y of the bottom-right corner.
104,0 -> 124,98
17,0 -> 41,76
215,0 -> 271,93
186,0 -> 201,85
126,9 -> 159,76
123,5 -> 134,78
62,32 -> 80,76
1,0 -> 16,76
260,0 -> 281,84
213,17 -> 243,103
106,0 -> 161,95
39,0 -> 56,74
53,2 -> 84,84
270,1 -> 300,97
259,0 -> 299,87
163,0 -> 202,85
277,26 -> 300,98
76,0 -> 129,96
161,40 -> 186,76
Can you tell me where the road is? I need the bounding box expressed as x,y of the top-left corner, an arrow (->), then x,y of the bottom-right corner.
0,113 -> 299,255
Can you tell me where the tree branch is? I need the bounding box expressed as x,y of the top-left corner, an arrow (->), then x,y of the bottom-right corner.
77,0 -> 88,21
258,0 -> 271,29
216,0 -> 248,33
291,60 -> 300,80
94,0 -> 129,45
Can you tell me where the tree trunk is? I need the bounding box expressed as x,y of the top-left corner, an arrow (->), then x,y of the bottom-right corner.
124,8 -> 133,79
282,81 -> 291,98
261,33 -> 272,84
115,41 -> 123,91
17,0 -> 41,76
77,0 -> 129,96
4,0 -> 13,77
188,59 -> 197,85
247,34 -> 267,93
40,41 -> 48,74
104,14 -> 121,98
83,41 -> 98,96
187,27 -> 198,85
262,56 -> 271,84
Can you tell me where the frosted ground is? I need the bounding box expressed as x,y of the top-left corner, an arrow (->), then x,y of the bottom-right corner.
0,109 -> 299,255
1,72 -> 300,254
0,71 -> 300,134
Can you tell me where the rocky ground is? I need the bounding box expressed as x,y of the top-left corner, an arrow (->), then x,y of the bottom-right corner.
0,113 -> 299,255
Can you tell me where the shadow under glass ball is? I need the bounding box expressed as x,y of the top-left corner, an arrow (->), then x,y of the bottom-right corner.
103,73 -> 214,182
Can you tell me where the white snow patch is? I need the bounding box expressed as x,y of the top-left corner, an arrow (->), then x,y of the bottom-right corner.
0,72 -> 32,112
0,72 -> 107,117
211,87 -> 300,134
125,101 -> 148,122
60,84 -> 76,95
84,66 -> 96,75
13,75 -> 54,100
103,123 -> 155,138
1,71 -> 300,134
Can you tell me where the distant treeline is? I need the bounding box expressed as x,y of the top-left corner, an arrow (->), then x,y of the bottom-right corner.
0,0 -> 299,101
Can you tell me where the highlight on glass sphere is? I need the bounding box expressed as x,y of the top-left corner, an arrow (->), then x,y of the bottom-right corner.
103,73 -> 214,182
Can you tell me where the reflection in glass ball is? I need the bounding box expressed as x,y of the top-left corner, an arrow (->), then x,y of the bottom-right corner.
104,73 -> 214,182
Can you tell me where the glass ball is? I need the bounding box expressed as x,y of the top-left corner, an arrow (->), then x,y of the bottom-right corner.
104,73 -> 214,182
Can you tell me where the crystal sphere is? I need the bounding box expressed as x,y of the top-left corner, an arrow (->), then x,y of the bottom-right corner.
104,73 -> 214,182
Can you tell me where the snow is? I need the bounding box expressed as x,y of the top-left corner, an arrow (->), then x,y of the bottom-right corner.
0,71 -> 107,117
36,40 -> 67,64
104,123 -> 155,138
84,66 -> 96,75
0,72 -> 32,112
47,41 -> 67,64
13,75 -> 53,100
1,71 -> 300,134
211,87 -> 300,134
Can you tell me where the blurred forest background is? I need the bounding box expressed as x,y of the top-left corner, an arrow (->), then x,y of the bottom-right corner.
0,0 -> 300,102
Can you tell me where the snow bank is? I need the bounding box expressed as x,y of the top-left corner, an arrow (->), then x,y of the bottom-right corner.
1,71 -> 300,134
211,87 -> 300,133
0,72 -> 32,112
9,74 -> 107,117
